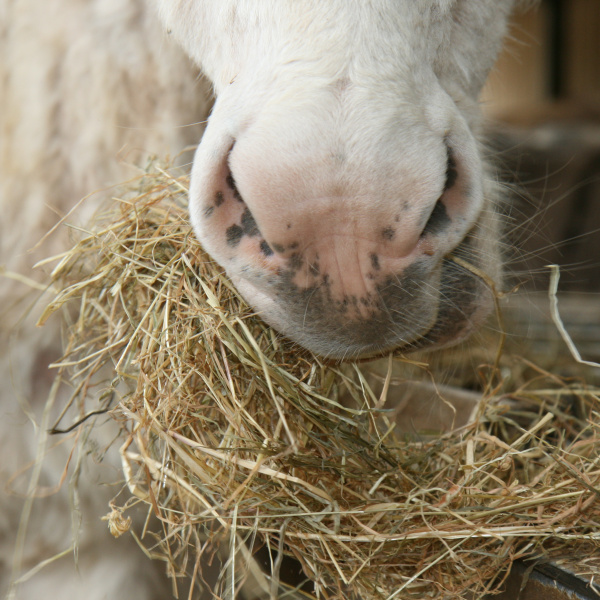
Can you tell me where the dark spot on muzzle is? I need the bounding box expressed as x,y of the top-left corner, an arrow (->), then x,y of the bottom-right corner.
226,206 -> 262,248
381,227 -> 395,241
226,173 -> 244,202
215,191 -> 225,206
265,263 -> 434,357
370,253 -> 380,271
241,207 -> 260,237
260,240 -> 274,256
289,253 -> 303,271
226,224 -> 244,247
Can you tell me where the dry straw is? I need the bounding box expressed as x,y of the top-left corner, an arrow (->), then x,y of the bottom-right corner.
39,164 -> 600,599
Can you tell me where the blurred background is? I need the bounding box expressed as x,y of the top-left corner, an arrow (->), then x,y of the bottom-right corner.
482,0 -> 600,293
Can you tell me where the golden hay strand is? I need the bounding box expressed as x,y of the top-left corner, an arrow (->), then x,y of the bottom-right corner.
40,164 -> 600,599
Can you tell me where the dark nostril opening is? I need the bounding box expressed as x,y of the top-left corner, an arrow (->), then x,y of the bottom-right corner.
420,145 -> 457,238
421,199 -> 450,237
444,146 -> 458,192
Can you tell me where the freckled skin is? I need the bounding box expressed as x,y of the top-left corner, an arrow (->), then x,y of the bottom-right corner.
381,227 -> 395,241
224,215 -> 495,358
260,240 -> 274,256
213,158 -> 488,356
211,161 -> 493,357
370,253 -> 380,271
241,207 -> 260,236
226,173 -> 244,202
223,199 -> 262,248
226,223 -> 244,246
288,253 -> 302,271
260,262 -> 437,356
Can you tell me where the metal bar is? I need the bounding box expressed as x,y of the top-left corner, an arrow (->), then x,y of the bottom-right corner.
487,560 -> 600,600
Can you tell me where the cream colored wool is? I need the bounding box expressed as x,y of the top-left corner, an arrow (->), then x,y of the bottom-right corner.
0,2 -> 210,597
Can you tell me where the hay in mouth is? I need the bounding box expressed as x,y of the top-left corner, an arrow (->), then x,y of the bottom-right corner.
38,163 -> 600,599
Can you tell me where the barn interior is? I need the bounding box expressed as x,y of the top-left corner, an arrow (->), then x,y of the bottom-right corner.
482,0 -> 600,340
480,1 -> 600,596
484,0 -> 600,293
472,0 -> 600,386
8,2 -> 599,599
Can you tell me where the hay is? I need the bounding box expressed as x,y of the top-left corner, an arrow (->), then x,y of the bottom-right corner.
39,164 -> 600,599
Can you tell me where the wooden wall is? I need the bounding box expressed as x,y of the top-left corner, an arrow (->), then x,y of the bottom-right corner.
483,0 -> 600,122
481,0 -> 600,292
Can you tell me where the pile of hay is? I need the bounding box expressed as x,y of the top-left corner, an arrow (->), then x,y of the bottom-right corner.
40,164 -> 600,599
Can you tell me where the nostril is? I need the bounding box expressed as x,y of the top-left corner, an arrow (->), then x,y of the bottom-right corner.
220,162 -> 280,261
421,198 -> 450,237
443,146 -> 458,192
221,162 -> 263,247
420,145 -> 458,238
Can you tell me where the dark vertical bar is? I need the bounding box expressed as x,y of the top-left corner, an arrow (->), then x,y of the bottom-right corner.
547,0 -> 567,99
